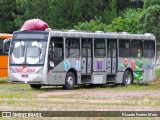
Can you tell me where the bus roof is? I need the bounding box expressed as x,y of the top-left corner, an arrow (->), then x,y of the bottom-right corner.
50,30 -> 156,40
0,33 -> 12,38
14,30 -> 156,40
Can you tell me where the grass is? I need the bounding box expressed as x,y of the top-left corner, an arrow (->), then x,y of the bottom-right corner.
0,70 -> 159,112
0,78 -> 8,84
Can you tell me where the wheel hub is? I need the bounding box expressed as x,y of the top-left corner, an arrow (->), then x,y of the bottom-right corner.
125,73 -> 131,85
67,76 -> 73,86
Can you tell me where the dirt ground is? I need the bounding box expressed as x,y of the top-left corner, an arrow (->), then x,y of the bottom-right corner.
0,84 -> 160,111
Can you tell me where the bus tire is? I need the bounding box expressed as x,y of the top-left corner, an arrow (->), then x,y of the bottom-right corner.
64,72 -> 75,90
30,84 -> 42,89
122,70 -> 132,86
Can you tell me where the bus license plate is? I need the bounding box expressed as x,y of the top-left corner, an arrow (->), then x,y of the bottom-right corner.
22,75 -> 28,78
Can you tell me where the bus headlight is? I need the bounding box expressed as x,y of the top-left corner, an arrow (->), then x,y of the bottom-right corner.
36,68 -> 43,74
10,68 -> 16,73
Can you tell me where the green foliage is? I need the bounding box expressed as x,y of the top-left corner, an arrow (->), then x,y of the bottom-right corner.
11,0 -> 112,30
74,8 -> 142,33
0,0 -> 17,33
141,0 -> 160,58
14,0 -> 51,30
49,0 -> 109,29
102,0 -> 117,24
74,17 -> 108,32
0,78 -> 8,84
0,0 -> 144,33
143,0 -> 160,8
117,0 -> 143,13
106,8 -> 142,33
138,5 -> 160,41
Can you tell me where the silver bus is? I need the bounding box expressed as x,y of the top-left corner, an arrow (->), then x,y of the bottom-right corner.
7,29 -> 156,89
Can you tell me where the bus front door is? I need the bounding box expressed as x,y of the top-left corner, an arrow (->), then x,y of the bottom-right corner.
107,40 -> 117,73
81,39 -> 92,74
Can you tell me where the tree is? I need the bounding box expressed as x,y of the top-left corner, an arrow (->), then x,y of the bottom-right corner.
0,0 -> 145,33
14,0 -> 51,30
143,0 -> 160,8
106,8 -> 142,33
49,0 -> 109,29
74,17 -> 108,32
74,8 -> 142,33
103,0 -> 117,24
117,0 -> 143,13
138,5 -> 160,41
0,0 -> 17,33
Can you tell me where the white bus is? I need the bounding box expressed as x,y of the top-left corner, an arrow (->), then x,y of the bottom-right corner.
6,30 -> 156,89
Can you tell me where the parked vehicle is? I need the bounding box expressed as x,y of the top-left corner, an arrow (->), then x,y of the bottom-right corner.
0,33 -> 12,78
5,30 -> 156,89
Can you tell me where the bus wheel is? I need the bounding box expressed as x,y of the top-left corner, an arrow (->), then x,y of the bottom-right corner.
30,84 -> 42,89
122,70 -> 132,86
64,72 -> 75,90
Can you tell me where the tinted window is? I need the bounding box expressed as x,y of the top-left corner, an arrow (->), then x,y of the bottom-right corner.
0,39 -> 4,55
131,40 -> 143,57
0,38 -> 9,55
66,38 -> 80,58
94,39 -> 105,57
144,41 -> 155,58
14,33 -> 46,39
119,40 -> 130,57
3,38 -> 11,54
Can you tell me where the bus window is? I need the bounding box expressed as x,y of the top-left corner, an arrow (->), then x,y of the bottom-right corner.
144,41 -> 155,58
131,40 -> 143,57
82,39 -> 92,57
3,38 -> 11,54
119,40 -> 130,57
66,38 -> 80,58
26,46 -> 41,64
48,37 -> 63,68
107,40 -> 116,58
94,39 -> 105,57
53,38 -> 63,60
11,40 -> 47,65
82,40 -> 87,57
0,39 -> 5,55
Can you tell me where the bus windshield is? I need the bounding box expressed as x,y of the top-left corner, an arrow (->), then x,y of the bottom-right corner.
10,40 -> 47,65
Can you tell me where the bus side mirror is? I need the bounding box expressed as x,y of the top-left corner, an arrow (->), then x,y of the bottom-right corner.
3,38 -> 11,54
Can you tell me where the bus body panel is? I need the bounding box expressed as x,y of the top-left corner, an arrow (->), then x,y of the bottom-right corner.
0,56 -> 8,77
48,72 -> 67,85
0,56 -> 8,68
8,66 -> 47,84
92,72 -> 107,84
142,57 -> 156,82
116,72 -> 123,83
117,57 -> 156,83
8,73 -> 48,85
47,60 -> 66,85
0,34 -> 12,38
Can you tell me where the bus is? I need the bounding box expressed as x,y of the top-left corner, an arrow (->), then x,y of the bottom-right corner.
0,33 -> 12,78
6,30 -> 156,89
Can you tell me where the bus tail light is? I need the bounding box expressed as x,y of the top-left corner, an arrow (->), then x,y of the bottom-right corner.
36,68 -> 43,74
